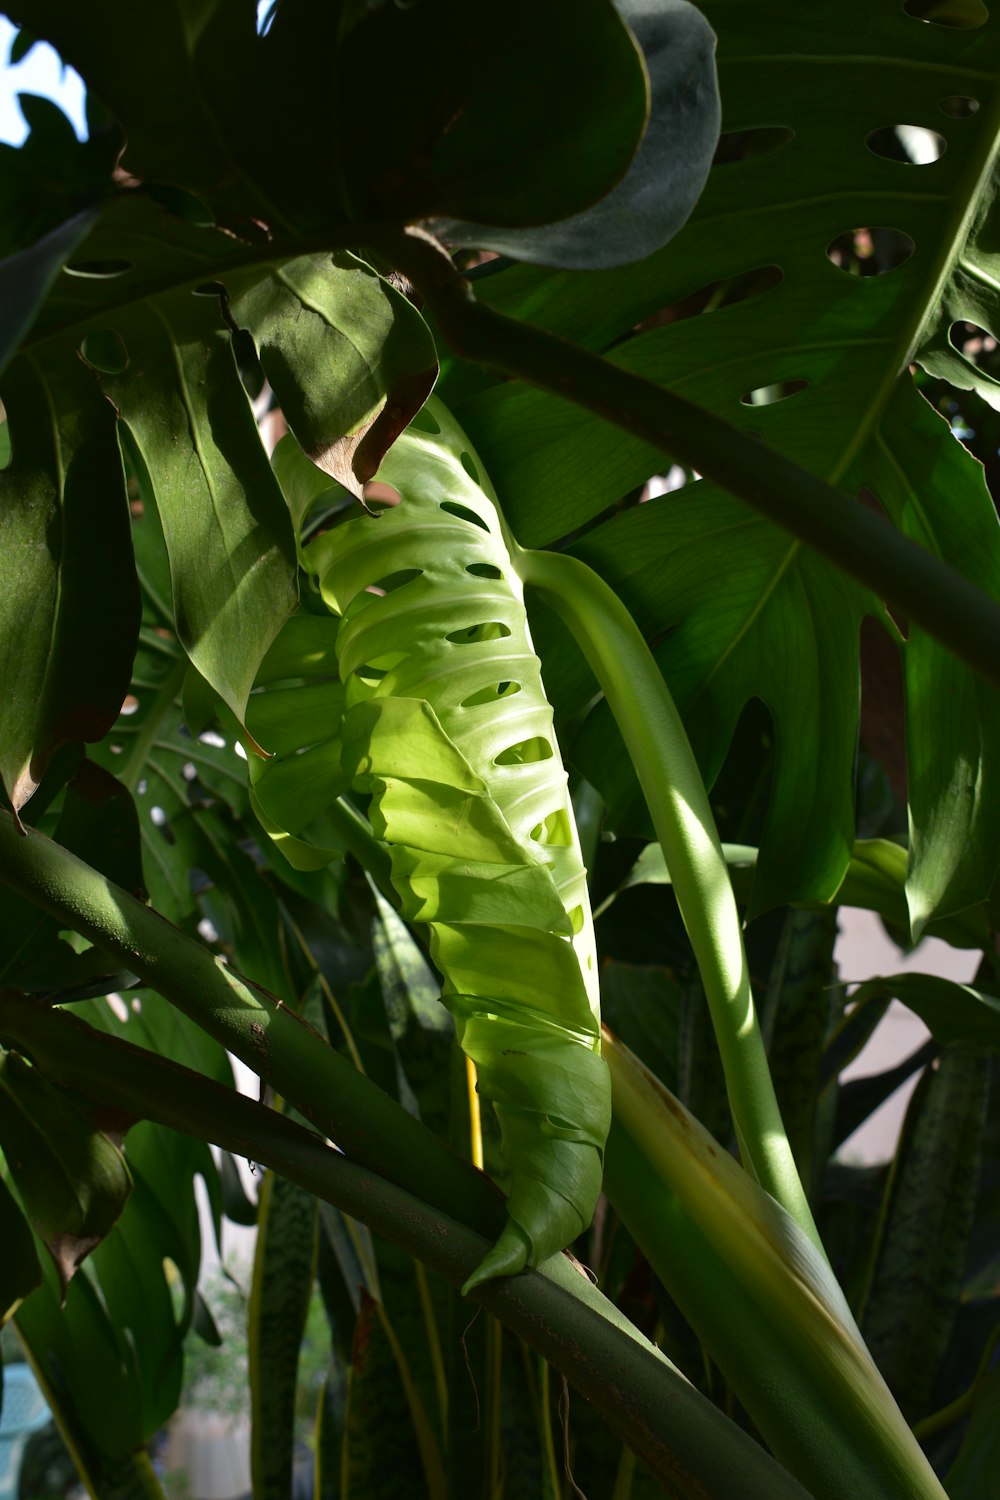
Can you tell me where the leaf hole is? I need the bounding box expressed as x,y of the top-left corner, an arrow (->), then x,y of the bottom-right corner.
466,562 -> 503,580
712,126 -> 794,167
461,681 -> 522,708
939,94 -> 980,117
636,265 -> 784,331
440,500 -> 490,532
902,0 -> 988,28
494,736 -> 553,767
149,805 -> 176,845
363,481 -> 403,509
408,406 -> 441,434
740,379 -> 808,407
529,808 -> 573,847
446,621 -> 512,645
460,451 -> 481,485
826,227 -> 915,276
866,125 -> 946,163
354,665 -> 388,685
193,281 -> 227,297
949,321 -> 1000,374
120,695 -> 140,717
64,259 -> 134,278
366,569 -> 422,596
79,328 -> 129,374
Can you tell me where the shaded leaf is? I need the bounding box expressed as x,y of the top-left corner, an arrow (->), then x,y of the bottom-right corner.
230,253 -> 437,501
945,1358 -> 1000,1500
852,973 -> 1000,1053
249,1166 -> 319,1500
104,295 -> 298,745
861,1043 -> 990,1419
436,0 -> 721,269
0,348 -> 139,812
0,1045 -> 132,1295
453,1 -> 1000,921
0,206 -> 97,375
336,0 -> 648,229
0,1171 -> 42,1321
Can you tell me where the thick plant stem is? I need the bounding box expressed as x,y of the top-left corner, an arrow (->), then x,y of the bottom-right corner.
0,991 -> 813,1500
385,228 -> 1000,691
518,544 -> 822,1253
0,811 -> 502,1239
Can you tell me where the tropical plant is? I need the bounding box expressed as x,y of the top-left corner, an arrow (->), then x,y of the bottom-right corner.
0,2 -> 998,1498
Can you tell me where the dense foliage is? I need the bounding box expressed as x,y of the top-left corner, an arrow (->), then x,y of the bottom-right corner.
0,3 -> 998,1498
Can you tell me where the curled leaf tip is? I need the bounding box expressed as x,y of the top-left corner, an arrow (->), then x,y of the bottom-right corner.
462,1221 -> 532,1296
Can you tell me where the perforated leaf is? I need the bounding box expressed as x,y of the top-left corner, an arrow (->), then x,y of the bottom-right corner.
263,403 -> 612,1288
454,0 -> 1000,928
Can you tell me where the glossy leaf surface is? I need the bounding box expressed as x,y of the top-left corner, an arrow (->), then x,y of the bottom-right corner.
452,0 -> 1000,920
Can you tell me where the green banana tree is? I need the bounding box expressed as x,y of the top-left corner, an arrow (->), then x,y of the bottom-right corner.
0,2 -> 998,1498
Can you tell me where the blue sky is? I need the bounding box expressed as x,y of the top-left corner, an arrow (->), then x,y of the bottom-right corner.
0,16 -> 86,145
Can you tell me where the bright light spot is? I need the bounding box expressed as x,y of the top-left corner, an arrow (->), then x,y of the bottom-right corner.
198,917 -> 220,943
234,741 -> 248,761
0,18 -> 87,145
199,730 -> 227,748
150,805 -> 167,826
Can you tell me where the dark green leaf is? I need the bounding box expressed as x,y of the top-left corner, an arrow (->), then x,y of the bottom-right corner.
230,253 -> 437,501
0,1046 -> 132,1296
102,294 -> 298,745
861,1043 -> 990,1419
945,1358 -> 1000,1500
0,1171 -> 42,1321
852,973 -> 1000,1053
337,0 -> 648,229
437,0 -> 721,269
0,207 -> 97,375
762,907 -> 840,1188
249,1167 -> 319,1500
455,2 -> 1000,920
0,350 -> 139,812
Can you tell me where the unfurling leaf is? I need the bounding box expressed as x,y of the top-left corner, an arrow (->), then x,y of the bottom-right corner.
262,402 -> 612,1288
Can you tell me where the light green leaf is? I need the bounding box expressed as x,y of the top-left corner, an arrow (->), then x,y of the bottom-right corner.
290,405 -> 611,1289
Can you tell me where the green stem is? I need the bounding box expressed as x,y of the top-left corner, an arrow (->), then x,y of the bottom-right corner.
517,544 -> 821,1253
0,991 -> 812,1500
385,229 -> 1000,691
911,1293 -> 1000,1442
117,652 -> 188,794
0,810 -> 501,1239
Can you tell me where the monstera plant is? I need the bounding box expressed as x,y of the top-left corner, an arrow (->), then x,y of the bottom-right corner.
0,2 -> 998,1497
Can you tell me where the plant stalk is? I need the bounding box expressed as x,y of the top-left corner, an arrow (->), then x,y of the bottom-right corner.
517,544 -> 821,1251
0,989 -> 813,1500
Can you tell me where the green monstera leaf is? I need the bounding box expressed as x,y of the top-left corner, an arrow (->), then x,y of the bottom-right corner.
256,401 -> 612,1289
448,0 -> 1000,935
